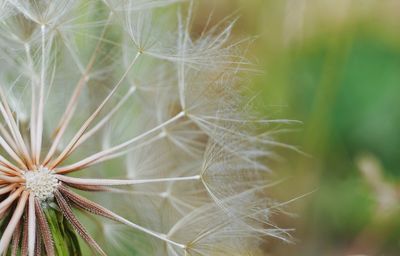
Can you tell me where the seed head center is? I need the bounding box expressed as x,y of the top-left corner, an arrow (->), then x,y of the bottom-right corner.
24,167 -> 58,201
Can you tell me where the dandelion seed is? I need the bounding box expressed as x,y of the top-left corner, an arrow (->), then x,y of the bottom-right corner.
0,1 -> 293,255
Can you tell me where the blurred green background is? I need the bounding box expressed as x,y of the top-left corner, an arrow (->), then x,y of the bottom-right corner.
196,1 -> 400,255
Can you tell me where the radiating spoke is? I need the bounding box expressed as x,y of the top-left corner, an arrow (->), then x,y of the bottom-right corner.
0,191 -> 28,254
33,25 -> 47,165
21,205 -> 29,256
10,219 -> 21,256
56,174 -> 201,186
0,187 -> 24,212
0,184 -> 17,195
59,185 -> 186,249
0,155 -> 21,174
34,199 -> 55,256
28,194 -> 36,256
0,134 -> 25,168
54,190 -> 106,256
43,12 -> 114,166
48,52 -> 141,169
0,175 -> 24,183
55,111 -> 184,174
72,86 -> 137,150
0,123 -> 19,155
0,87 -> 32,168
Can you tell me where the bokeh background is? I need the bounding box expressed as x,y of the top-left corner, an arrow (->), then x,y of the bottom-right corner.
194,1 -> 400,255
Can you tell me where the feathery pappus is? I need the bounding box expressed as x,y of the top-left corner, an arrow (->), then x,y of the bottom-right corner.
0,0 -> 295,255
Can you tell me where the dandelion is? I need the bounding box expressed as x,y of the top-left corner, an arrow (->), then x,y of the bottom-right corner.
0,0 -> 292,255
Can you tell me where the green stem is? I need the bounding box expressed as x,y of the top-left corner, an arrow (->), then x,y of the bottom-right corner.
44,206 -> 82,256
2,205 -> 81,255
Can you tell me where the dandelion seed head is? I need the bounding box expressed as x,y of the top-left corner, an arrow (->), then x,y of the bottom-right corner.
0,1 -> 295,255
23,167 -> 58,201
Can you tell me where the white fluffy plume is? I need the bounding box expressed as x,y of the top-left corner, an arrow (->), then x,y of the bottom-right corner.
0,0 -> 293,255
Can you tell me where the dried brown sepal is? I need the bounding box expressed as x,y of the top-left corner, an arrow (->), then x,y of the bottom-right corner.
21,206 -> 29,256
34,228 -> 41,256
54,189 -> 106,256
10,220 -> 21,256
64,182 -> 109,192
58,185 -> 117,221
34,199 -> 55,256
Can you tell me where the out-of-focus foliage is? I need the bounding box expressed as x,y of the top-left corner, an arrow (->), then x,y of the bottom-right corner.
196,1 -> 400,255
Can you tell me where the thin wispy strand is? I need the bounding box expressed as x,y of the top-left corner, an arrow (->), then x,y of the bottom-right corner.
0,0 -> 294,255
